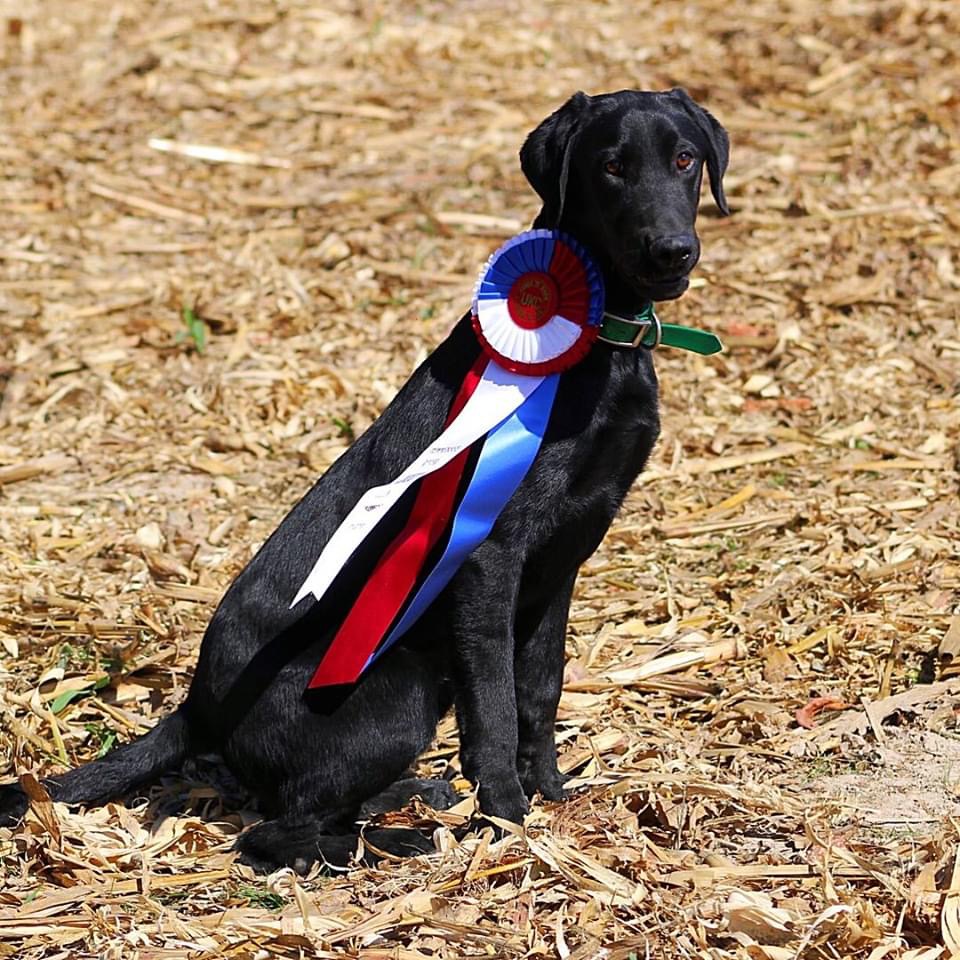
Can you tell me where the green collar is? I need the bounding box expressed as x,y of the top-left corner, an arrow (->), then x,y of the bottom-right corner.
598,303 -> 723,355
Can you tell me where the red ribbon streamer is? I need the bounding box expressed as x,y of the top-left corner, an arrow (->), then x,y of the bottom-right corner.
307,354 -> 487,687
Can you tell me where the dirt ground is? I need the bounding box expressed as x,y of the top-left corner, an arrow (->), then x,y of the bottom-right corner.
1,1 -> 959,958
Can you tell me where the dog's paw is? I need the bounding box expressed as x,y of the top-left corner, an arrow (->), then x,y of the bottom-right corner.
234,838 -> 293,875
518,760 -> 567,802
409,778 -> 459,811
234,821 -> 358,874
478,778 -> 530,826
361,827 -> 437,858
235,823 -> 440,874
525,774 -> 567,803
361,777 -> 459,817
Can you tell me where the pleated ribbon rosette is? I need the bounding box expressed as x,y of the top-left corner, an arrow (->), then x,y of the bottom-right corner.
472,229 -> 604,375
293,230 -> 605,688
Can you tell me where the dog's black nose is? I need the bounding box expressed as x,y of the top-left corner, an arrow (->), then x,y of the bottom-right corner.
649,234 -> 697,273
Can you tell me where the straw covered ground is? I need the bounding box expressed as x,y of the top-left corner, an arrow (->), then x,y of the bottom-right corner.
1,0 -> 959,957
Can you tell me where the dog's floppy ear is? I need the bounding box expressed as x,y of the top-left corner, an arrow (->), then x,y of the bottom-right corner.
669,88 -> 730,216
520,91 -> 591,226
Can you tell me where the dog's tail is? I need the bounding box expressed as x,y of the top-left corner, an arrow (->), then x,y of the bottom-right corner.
1,707 -> 193,825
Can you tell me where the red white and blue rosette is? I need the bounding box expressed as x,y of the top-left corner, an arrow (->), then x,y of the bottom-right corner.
472,229 -> 605,375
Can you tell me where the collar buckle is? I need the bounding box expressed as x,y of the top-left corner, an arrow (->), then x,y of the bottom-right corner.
597,309 -> 662,349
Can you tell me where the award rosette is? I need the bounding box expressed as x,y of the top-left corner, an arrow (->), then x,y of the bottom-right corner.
472,229 -> 605,375
292,230 -> 606,688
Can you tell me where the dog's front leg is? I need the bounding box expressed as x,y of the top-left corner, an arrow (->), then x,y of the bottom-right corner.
451,546 -> 529,826
514,570 -> 576,801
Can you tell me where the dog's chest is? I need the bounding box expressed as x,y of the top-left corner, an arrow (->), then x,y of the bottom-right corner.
555,350 -> 659,492
499,351 -> 660,562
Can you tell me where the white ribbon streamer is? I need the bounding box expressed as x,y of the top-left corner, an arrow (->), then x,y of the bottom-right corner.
291,359 -> 544,607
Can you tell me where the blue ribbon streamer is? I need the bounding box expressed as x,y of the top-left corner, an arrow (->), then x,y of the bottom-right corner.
366,372 -> 560,667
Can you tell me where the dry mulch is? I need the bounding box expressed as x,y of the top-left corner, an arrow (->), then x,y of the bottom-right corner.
1,0 -> 959,957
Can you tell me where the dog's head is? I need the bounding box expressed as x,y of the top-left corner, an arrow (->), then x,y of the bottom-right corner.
520,89 -> 729,304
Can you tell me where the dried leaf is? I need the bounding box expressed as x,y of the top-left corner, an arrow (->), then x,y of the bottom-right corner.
19,772 -> 61,846
796,696 -> 852,729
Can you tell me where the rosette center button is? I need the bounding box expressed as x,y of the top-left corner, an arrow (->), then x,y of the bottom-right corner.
507,272 -> 560,329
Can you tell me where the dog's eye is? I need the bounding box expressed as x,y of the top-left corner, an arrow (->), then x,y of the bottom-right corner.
676,151 -> 696,171
604,159 -> 623,176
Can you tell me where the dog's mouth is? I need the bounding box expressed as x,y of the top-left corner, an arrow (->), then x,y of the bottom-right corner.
625,271 -> 691,302
609,248 -> 698,303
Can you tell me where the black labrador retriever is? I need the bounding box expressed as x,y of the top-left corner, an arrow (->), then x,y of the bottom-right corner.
0,89 -> 728,872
